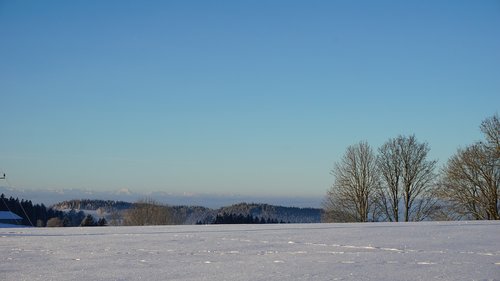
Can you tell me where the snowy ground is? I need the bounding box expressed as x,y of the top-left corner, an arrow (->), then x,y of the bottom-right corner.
1,221 -> 499,281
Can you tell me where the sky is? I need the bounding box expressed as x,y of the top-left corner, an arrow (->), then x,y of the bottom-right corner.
0,1 -> 499,203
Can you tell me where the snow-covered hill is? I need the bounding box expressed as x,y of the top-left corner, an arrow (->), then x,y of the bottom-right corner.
1,221 -> 499,280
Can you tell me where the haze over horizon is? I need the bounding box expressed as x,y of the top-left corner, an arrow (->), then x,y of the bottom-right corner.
1,1 -> 499,202
0,186 -> 323,208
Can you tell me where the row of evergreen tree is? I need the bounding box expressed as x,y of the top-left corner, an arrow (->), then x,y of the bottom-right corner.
1,193 -> 57,226
199,212 -> 287,224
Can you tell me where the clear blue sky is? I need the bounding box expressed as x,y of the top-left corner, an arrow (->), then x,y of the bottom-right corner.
0,1 -> 499,199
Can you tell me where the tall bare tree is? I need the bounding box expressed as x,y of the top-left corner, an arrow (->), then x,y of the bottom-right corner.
376,138 -> 402,222
324,141 -> 379,222
440,114 -> 499,220
376,135 -> 437,221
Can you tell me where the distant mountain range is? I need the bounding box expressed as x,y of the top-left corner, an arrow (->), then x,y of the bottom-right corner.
0,186 -> 323,209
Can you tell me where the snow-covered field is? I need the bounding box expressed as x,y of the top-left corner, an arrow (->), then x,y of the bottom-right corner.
1,221 -> 499,281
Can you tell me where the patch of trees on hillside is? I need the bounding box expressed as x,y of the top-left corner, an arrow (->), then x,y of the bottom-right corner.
204,212 -> 286,224
217,203 -> 322,223
171,205 -> 212,225
52,199 -> 132,211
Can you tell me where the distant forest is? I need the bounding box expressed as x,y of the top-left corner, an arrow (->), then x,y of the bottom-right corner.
208,212 -> 286,224
1,196 -> 323,227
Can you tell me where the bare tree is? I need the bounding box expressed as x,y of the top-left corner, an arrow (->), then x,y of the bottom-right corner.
440,114 -> 499,220
108,208 -> 122,226
376,138 -> 402,222
324,141 -> 379,222
480,113 -> 500,156
123,198 -> 174,226
376,135 -> 438,221
46,217 -> 63,227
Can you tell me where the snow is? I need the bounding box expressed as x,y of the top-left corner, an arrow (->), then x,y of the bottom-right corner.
1,221 -> 499,281
0,223 -> 29,228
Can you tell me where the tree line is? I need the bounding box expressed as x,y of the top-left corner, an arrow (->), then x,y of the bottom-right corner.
1,194 -> 52,226
1,196 -> 322,227
121,200 -> 321,226
202,212 -> 286,224
0,194 -> 107,227
323,114 -> 499,222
